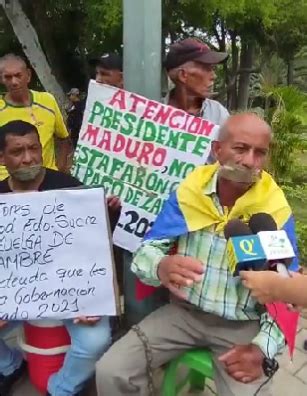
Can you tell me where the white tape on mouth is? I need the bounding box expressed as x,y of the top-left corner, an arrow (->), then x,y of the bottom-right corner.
219,165 -> 260,183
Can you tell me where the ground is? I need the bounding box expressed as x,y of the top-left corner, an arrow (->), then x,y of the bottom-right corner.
9,314 -> 307,396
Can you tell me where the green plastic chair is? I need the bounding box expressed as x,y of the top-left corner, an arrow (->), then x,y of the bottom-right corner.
162,349 -> 214,396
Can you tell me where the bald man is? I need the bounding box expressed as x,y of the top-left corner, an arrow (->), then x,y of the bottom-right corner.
96,113 -> 299,396
0,54 -> 72,180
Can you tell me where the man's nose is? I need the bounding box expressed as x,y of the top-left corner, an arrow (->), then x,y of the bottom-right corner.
22,150 -> 33,164
11,77 -> 19,86
241,150 -> 256,168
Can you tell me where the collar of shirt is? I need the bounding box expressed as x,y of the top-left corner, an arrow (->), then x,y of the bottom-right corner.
202,170 -> 228,216
203,170 -> 218,196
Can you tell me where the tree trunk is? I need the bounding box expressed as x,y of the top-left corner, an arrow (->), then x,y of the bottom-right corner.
237,40 -> 254,110
287,59 -> 294,85
0,0 -> 65,107
228,31 -> 239,110
218,19 -> 228,106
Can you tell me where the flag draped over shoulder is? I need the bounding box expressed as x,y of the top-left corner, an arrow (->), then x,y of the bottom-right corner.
136,164 -> 299,356
145,164 -> 298,255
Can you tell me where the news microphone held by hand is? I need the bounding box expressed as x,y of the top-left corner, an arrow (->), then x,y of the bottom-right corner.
224,219 -> 267,276
248,213 -> 295,277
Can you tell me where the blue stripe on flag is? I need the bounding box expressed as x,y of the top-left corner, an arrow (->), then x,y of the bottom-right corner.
283,215 -> 299,271
144,191 -> 188,241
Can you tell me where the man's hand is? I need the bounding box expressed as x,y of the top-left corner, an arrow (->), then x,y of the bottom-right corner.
107,195 -> 121,212
219,344 -> 264,383
0,320 -> 7,329
240,270 -> 284,304
158,255 -> 204,299
73,316 -> 101,326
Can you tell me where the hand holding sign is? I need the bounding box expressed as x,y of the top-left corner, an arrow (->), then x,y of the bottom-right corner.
107,195 -> 121,212
74,316 -> 101,326
0,320 -> 7,329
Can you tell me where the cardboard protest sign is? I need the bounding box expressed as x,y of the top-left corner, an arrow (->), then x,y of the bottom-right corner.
0,188 -> 117,320
73,81 -> 219,252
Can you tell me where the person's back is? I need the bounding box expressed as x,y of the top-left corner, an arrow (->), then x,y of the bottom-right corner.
66,88 -> 86,149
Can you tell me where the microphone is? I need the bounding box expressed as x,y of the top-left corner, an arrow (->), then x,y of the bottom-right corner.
248,213 -> 295,277
224,219 -> 267,276
249,212 -> 277,232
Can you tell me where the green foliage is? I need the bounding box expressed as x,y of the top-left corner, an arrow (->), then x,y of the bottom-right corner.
296,221 -> 307,265
262,86 -> 307,181
282,184 -> 307,264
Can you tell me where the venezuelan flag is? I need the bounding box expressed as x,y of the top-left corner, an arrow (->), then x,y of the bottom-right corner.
138,164 -> 300,357
144,164 -> 299,271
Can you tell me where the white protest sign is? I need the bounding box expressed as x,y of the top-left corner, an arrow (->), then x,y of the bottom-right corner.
0,188 -> 117,321
73,80 -> 220,252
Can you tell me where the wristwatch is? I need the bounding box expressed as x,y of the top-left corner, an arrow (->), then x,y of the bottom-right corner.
262,357 -> 279,377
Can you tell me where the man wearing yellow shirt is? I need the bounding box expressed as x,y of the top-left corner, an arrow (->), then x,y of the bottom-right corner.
0,53 -> 72,180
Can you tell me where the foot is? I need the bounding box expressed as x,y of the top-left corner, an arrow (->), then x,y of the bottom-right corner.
0,360 -> 27,395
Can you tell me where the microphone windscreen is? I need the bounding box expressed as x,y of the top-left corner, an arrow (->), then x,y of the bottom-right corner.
224,219 -> 253,240
248,213 -> 277,233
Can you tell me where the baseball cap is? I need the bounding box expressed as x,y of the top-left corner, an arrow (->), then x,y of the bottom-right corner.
67,88 -> 80,96
164,38 -> 228,71
89,53 -> 123,71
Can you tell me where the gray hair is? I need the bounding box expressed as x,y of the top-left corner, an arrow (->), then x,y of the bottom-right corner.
217,113 -> 273,141
0,53 -> 28,71
217,123 -> 229,141
167,61 -> 196,84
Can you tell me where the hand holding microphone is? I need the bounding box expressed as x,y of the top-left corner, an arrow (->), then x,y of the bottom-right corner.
224,212 -> 298,307
240,270 -> 307,307
248,213 -> 294,277
240,270 -> 287,304
224,213 -> 295,277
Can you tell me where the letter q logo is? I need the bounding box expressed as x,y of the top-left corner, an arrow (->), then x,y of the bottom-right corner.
239,239 -> 257,256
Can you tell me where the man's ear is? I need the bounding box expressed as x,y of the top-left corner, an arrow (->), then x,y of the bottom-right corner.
26,68 -> 32,84
211,140 -> 221,160
177,68 -> 188,84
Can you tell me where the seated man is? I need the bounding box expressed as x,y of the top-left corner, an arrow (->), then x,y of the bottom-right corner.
96,113 -> 299,396
0,120 -> 121,396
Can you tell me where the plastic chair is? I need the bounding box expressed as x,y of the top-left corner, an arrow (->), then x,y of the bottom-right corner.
162,349 -> 214,396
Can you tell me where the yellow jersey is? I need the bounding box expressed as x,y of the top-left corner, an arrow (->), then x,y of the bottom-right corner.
0,90 -> 69,180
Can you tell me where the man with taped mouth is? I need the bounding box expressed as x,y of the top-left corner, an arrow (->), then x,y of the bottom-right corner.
96,113 -> 299,396
0,120 -> 121,396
